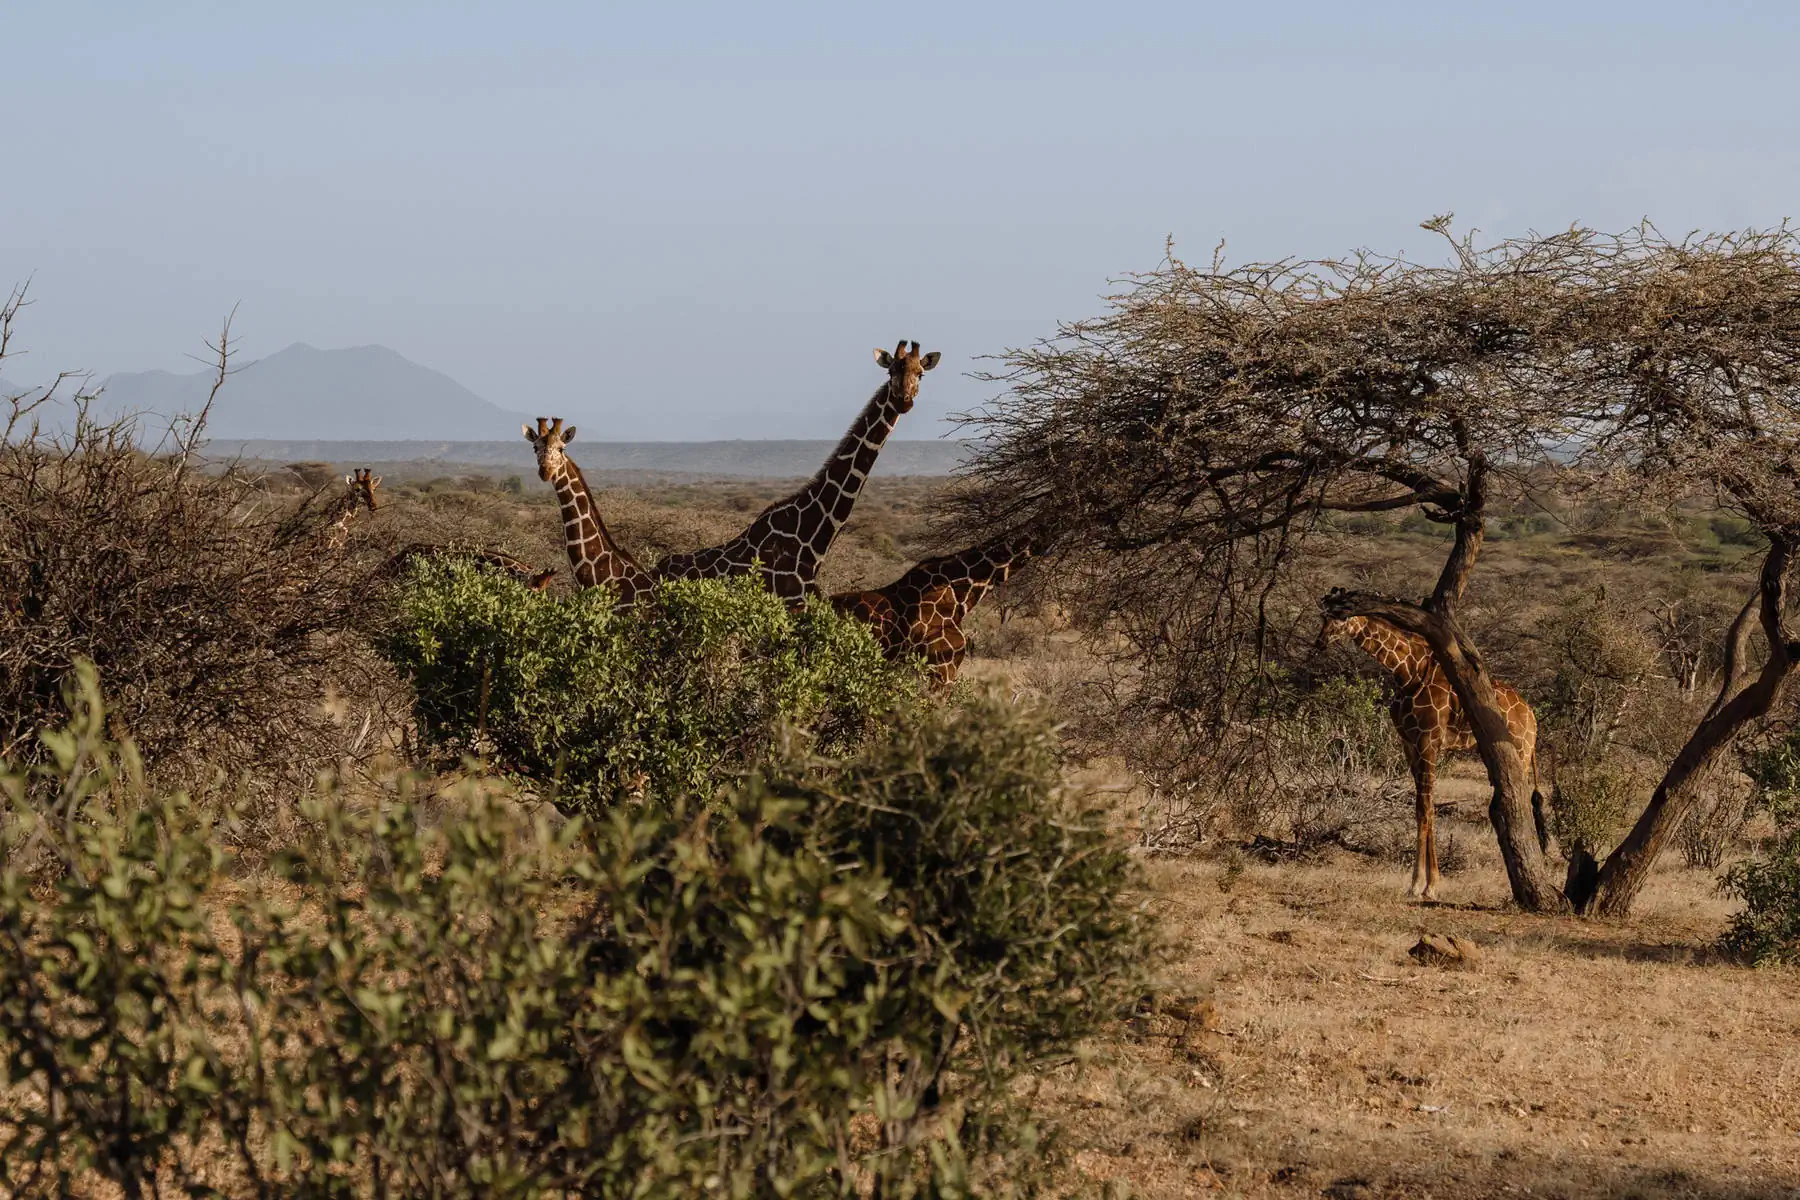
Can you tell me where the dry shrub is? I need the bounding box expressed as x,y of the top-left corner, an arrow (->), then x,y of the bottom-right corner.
0,393 -> 386,793
1674,767 -> 1756,870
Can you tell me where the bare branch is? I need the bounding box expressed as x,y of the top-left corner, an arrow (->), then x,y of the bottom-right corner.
170,306 -> 241,480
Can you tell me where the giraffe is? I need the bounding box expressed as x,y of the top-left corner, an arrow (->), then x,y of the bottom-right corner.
653,340 -> 939,600
1315,612 -> 1542,900
384,543 -> 559,591
324,468 -> 380,549
832,532 -> 1040,685
522,418 -> 655,604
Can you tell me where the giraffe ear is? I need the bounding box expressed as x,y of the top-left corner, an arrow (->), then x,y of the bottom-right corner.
874,348 -> 894,369
369,474 -> 382,487
344,473 -> 355,486
522,423 -> 537,442
919,351 -> 941,370
562,426 -> 577,443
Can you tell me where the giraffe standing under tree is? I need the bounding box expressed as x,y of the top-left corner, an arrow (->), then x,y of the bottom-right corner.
653,340 -> 939,600
1315,610 -> 1544,900
522,418 -> 656,605
832,532 -> 1040,686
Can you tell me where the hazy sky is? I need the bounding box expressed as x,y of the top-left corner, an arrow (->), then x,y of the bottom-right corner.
5,1 -> 1799,439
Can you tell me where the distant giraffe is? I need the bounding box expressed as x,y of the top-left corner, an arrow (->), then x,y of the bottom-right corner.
384,543 -> 558,591
325,468 -> 381,549
522,418 -> 655,604
653,340 -> 939,599
832,532 -> 1039,685
1316,612 -> 1543,900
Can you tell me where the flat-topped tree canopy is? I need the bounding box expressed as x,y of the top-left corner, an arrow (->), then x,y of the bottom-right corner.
948,221 -> 1800,915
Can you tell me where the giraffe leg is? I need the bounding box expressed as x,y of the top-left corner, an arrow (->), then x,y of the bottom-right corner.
1405,745 -> 1431,899
1422,758 -> 1442,901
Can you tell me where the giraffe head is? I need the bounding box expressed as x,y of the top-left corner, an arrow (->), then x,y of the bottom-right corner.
345,468 -> 382,512
1314,613 -> 1371,653
523,417 -> 578,483
872,340 -> 941,412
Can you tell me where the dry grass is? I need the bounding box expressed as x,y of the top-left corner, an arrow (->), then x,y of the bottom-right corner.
1033,763 -> 1800,1200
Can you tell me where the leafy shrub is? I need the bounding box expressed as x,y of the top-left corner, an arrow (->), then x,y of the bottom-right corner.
1720,797 -> 1800,965
1550,759 -> 1638,858
382,562 -> 920,810
1717,731 -> 1800,964
0,664 -> 1152,1196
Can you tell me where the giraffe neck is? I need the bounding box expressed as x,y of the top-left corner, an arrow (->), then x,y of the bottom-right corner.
1346,620 -> 1434,689
886,538 -> 1036,620
790,381 -> 906,541
551,461 -> 650,596
324,491 -> 362,549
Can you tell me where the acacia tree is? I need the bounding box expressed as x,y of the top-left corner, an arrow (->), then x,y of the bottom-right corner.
1556,228 -> 1800,914
952,225 -> 1598,908
951,223 -> 1800,915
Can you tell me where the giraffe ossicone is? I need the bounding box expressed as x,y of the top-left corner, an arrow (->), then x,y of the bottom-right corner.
1316,607 -> 1542,901
653,339 -> 939,599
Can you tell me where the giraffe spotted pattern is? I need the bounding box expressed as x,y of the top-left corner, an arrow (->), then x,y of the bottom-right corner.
833,533 -> 1039,686
1317,613 -> 1542,901
324,468 -> 381,549
653,340 -> 939,600
523,418 -> 655,605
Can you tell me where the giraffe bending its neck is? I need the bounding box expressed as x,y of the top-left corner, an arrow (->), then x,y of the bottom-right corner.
523,418 -> 655,605
832,532 -> 1039,686
654,340 -> 939,600
325,468 -> 381,549
1317,613 -> 1541,901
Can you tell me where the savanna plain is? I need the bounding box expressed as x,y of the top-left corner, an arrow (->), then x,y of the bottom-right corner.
200,465 -> 1800,1197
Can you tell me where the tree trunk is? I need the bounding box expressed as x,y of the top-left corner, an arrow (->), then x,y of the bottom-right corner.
1568,536 -> 1797,916
1323,455 -> 1569,912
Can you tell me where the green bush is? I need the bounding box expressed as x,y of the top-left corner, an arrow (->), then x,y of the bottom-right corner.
1720,798 -> 1800,966
1718,731 -> 1800,964
381,562 -> 921,811
1550,759 -> 1637,859
0,665 -> 1152,1197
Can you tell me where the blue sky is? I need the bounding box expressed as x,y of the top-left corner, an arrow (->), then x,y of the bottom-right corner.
4,1 -> 1798,438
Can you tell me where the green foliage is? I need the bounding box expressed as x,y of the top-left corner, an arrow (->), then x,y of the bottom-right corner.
1550,759 -> 1637,859
0,664 -> 1153,1196
381,562 -> 920,811
1719,731 -> 1800,965
1705,513 -> 1765,549
1720,802 -> 1800,966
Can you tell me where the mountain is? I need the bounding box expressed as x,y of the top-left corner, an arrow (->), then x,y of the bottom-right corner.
94,343 -> 527,441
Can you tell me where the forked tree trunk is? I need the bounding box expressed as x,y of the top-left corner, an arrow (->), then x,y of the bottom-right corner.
1569,535 -> 1798,916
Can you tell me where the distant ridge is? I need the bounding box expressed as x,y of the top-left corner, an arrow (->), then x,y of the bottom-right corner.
205,438 -> 972,480
93,343 -> 528,441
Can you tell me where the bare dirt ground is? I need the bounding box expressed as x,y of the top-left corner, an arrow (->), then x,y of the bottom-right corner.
1040,768 -> 1800,1200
